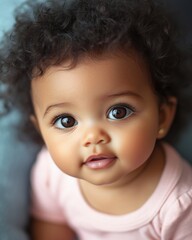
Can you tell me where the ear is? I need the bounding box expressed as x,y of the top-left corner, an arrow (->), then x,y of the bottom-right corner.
30,114 -> 40,133
157,97 -> 177,139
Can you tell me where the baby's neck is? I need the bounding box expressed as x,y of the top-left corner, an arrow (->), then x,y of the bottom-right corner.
79,143 -> 165,215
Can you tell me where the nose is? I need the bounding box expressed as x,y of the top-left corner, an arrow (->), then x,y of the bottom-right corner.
82,126 -> 111,147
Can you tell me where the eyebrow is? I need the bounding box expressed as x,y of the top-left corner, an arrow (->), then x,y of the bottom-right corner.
106,90 -> 143,99
43,102 -> 71,118
43,91 -> 142,118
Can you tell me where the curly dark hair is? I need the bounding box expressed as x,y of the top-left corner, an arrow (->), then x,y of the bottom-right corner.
0,0 -> 191,144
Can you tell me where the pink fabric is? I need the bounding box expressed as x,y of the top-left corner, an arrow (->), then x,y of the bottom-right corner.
31,144 -> 192,239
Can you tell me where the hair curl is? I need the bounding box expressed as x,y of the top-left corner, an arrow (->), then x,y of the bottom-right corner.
0,0 -> 191,144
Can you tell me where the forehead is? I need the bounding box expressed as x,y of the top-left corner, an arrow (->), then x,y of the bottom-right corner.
31,50 -> 154,105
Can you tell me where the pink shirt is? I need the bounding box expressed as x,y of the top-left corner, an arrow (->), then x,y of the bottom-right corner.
31,144 -> 192,239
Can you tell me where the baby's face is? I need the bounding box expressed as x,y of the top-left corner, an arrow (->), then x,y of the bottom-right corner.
31,51 -> 164,186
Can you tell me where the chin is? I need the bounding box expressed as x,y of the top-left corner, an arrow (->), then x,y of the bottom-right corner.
83,174 -> 121,186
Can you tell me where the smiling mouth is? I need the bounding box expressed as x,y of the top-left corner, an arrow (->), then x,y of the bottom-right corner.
84,155 -> 117,170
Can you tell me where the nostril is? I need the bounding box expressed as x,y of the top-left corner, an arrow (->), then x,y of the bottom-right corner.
97,139 -> 105,144
84,141 -> 91,147
82,128 -> 110,147
83,137 -> 109,147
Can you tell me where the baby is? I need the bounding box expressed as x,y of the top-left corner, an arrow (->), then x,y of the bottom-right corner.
0,0 -> 192,239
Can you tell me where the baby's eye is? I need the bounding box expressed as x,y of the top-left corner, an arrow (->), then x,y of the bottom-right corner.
107,105 -> 134,120
54,115 -> 78,129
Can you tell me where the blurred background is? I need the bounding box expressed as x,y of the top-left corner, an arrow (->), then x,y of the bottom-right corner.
0,2 -> 40,240
0,1 -> 191,240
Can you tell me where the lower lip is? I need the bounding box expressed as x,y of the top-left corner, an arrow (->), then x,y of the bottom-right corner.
84,158 -> 116,170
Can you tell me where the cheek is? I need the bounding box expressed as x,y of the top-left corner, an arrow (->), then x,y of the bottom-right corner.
113,123 -> 159,167
41,131 -> 80,174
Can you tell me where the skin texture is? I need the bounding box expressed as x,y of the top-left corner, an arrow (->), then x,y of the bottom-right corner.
31,51 -> 177,239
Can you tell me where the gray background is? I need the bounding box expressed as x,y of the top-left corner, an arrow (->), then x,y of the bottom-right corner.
0,1 -> 191,240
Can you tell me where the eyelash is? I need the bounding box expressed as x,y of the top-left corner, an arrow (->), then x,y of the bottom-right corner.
51,103 -> 136,129
51,113 -> 75,126
107,103 -> 135,120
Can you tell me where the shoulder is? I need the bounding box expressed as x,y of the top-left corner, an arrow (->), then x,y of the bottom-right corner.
30,147 -> 71,223
158,144 -> 192,238
160,188 -> 192,238
163,143 -> 192,190
31,147 -> 69,196
161,143 -> 192,202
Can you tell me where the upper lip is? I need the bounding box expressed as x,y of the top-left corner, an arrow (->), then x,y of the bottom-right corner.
84,154 -> 116,163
